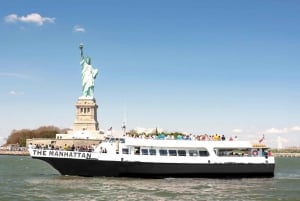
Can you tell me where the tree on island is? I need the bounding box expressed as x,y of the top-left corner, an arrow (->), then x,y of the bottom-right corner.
4,126 -> 68,147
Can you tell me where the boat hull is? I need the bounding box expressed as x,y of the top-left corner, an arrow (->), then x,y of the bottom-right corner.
33,157 -> 275,178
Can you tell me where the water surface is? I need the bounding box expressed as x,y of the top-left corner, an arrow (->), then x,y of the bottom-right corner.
0,156 -> 299,201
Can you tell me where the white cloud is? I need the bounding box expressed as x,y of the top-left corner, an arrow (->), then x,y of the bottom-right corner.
9,90 -> 24,96
4,14 -> 18,23
73,25 -> 85,32
290,126 -> 300,132
265,127 -> 288,134
264,126 -> 300,134
134,127 -> 164,134
0,72 -> 29,79
232,129 -> 243,133
4,13 -> 55,26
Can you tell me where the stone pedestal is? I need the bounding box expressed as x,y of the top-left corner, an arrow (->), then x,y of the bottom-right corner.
73,98 -> 99,131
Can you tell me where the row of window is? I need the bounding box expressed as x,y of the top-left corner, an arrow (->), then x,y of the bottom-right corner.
80,107 -> 91,114
122,148 -> 209,157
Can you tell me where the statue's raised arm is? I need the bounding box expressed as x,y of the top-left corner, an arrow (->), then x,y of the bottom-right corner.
79,43 -> 99,99
79,43 -> 84,60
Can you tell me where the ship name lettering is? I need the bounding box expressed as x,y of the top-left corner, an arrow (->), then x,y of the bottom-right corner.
33,150 -> 47,156
46,150 -> 91,159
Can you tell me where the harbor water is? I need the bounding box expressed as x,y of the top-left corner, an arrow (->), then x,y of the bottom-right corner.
0,156 -> 299,201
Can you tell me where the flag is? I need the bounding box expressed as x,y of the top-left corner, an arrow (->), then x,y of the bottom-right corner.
259,134 -> 265,143
122,122 -> 126,129
108,127 -> 112,131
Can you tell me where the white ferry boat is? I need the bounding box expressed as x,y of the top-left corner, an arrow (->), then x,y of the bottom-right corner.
28,136 -> 275,178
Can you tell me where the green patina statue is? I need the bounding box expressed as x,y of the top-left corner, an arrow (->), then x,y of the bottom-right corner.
79,43 -> 99,98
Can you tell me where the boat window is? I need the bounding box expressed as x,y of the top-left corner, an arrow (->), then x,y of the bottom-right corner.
149,149 -> 156,155
189,150 -> 199,156
134,147 -> 140,155
119,138 -> 125,143
168,150 -> 177,156
216,149 -> 250,157
159,149 -> 168,156
178,150 -> 186,156
199,150 -> 209,156
141,149 -> 148,155
218,150 -> 228,156
122,148 -> 129,154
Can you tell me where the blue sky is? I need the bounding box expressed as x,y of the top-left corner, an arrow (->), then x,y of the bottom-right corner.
1,1 -> 299,148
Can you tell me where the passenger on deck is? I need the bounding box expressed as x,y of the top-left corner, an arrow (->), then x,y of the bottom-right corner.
213,134 -> 219,141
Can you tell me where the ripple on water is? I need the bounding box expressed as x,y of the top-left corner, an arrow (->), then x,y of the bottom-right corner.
1,156 -> 300,201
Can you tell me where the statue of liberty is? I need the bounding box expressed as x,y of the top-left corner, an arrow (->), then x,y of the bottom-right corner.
79,43 -> 99,99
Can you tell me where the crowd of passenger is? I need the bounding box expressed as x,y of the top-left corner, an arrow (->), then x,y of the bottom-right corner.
28,143 -> 96,152
28,134 -> 240,152
125,133 -> 239,141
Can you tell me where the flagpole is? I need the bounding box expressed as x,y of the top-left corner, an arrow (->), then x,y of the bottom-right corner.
122,121 -> 126,136
108,127 -> 113,138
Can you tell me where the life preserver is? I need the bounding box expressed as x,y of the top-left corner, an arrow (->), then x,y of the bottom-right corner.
252,150 -> 258,156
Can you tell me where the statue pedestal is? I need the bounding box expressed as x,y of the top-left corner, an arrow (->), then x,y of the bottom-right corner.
73,98 -> 99,131
55,97 -> 104,140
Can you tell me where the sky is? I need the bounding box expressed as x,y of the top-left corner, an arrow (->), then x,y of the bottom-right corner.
1,0 -> 299,148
